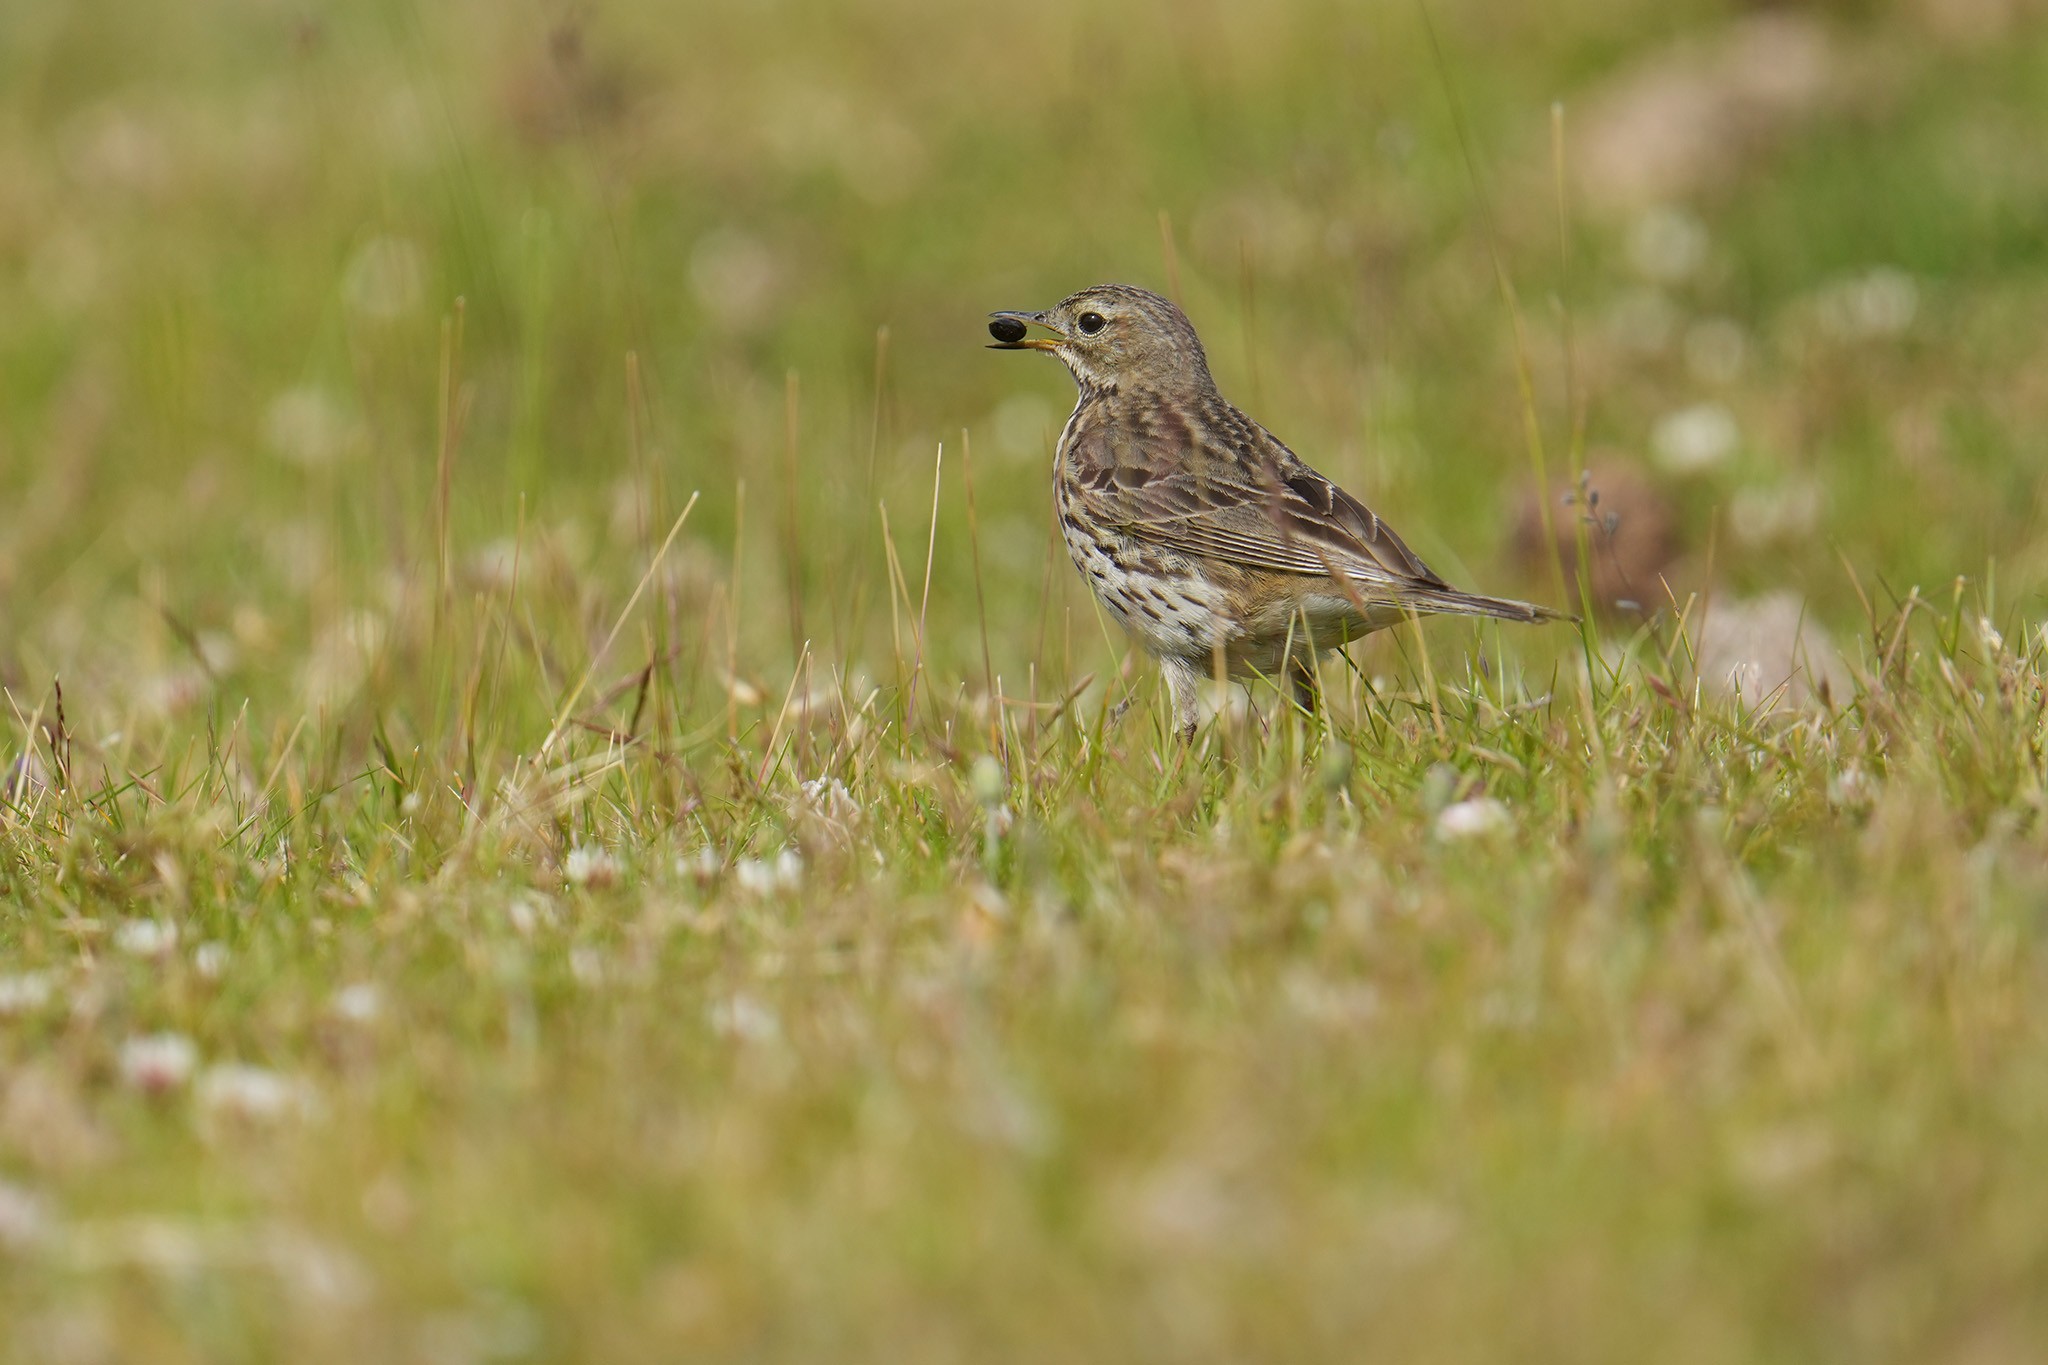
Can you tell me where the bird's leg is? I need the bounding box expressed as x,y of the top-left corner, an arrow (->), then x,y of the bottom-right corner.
1161,656 -> 1202,743
1288,652 -> 1323,719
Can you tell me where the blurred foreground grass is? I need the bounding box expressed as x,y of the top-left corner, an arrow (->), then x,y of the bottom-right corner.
6,1 -> 2048,1360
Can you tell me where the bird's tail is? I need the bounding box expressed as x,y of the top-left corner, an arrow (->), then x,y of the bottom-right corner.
1401,586 -> 1578,626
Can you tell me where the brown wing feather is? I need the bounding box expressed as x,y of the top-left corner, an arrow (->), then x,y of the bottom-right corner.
1069,398 -> 1451,592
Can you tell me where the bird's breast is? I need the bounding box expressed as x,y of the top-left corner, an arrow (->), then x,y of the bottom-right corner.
1054,481 -> 1235,662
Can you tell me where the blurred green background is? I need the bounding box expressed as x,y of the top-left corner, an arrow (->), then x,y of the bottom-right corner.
7,0 -> 2046,709
7,3 -> 2048,1363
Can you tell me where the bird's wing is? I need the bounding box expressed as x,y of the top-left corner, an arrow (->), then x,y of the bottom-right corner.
1072,406 -> 1451,592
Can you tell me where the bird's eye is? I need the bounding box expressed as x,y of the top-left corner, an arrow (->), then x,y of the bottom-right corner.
1077,312 -> 1107,335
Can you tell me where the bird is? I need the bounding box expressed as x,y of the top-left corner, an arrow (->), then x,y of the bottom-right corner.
988,283 -> 1572,741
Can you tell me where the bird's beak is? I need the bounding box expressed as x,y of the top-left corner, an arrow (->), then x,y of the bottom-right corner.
987,311 -> 1064,351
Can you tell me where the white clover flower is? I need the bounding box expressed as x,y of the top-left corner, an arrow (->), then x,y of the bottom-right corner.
115,919 -> 178,958
0,1178 -> 51,1251
467,538 -> 523,592
773,848 -> 803,888
734,848 -> 803,896
120,1033 -> 198,1094
797,775 -> 858,823
1652,402 -> 1740,475
196,1064 -> 320,1124
192,942 -> 230,981
330,983 -> 383,1025
678,848 -> 722,884
1828,763 -> 1876,811
563,844 -> 621,890
0,972 -> 54,1017
503,894 -> 556,937
707,993 -> 780,1043
1435,797 -> 1513,841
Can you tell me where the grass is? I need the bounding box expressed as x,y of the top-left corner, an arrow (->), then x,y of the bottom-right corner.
6,0 -> 2048,1360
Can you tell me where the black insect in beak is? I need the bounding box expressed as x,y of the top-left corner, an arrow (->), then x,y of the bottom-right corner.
987,311 -> 1062,351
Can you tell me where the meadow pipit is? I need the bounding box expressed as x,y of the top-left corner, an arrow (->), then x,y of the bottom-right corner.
989,284 -> 1571,740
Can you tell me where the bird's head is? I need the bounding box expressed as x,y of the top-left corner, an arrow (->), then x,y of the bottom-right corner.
988,284 -> 1212,394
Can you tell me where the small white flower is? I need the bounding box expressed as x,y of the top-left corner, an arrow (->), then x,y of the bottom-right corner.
115,919 -> 178,958
503,894 -> 555,938
1978,617 -> 2005,657
120,1032 -> 198,1094
563,844 -> 621,890
735,848 -> 803,896
1652,402 -> 1740,475
0,971 -> 54,1016
707,993 -> 780,1043
467,538 -> 523,592
1828,763 -> 1876,811
196,1064 -> 320,1123
774,849 -> 803,889
0,1178 -> 51,1251
1435,797 -> 1513,841
192,942 -> 230,981
797,775 -> 858,823
330,983 -> 382,1025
